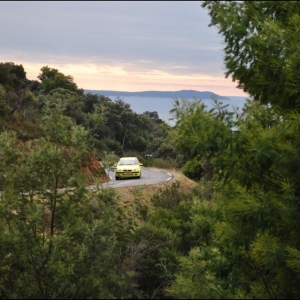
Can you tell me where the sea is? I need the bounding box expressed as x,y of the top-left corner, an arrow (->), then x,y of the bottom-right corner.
108,95 -> 249,125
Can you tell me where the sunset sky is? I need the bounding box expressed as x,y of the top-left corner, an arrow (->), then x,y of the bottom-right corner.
1,1 -> 248,97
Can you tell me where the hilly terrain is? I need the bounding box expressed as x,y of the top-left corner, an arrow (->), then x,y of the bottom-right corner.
84,89 -> 230,100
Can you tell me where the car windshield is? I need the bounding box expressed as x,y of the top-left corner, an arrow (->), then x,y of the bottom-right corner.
118,159 -> 138,165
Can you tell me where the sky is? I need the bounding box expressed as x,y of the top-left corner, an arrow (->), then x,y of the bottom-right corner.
0,1 -> 248,97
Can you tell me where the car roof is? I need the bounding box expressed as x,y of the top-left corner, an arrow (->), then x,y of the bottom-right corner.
119,157 -> 138,160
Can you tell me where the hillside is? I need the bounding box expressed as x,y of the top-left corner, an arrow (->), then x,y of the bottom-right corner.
84,89 -> 230,100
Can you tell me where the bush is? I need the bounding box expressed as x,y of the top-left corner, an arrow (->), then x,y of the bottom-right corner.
152,157 -> 177,169
151,181 -> 192,211
182,157 -> 204,181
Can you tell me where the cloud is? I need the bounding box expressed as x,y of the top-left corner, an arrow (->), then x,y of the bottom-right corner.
14,60 -> 244,96
0,1 -> 247,96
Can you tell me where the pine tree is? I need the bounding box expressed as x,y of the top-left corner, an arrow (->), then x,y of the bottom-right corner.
0,100 -> 133,298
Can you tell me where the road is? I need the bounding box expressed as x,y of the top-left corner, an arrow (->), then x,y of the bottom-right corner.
0,168 -> 173,195
88,167 -> 173,190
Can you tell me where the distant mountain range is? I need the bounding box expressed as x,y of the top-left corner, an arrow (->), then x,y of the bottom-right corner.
84,89 -> 230,100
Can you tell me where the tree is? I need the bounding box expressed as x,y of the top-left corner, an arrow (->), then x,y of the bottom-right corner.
37,66 -> 59,82
167,4 -> 300,296
168,96 -> 300,298
0,100 -> 134,298
0,85 -> 13,118
202,1 -> 300,111
143,111 -> 163,123
37,66 -> 84,95
0,62 -> 26,91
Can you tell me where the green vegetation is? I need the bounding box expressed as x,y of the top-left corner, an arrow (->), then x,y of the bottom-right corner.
0,62 -> 181,169
1,1 -> 300,298
0,60 -> 183,298
166,1 -> 300,298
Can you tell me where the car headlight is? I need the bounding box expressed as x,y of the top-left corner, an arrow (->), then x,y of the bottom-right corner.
133,168 -> 138,171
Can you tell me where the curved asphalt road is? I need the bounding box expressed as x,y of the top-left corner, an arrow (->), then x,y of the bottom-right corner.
0,168 -> 173,195
89,167 -> 173,189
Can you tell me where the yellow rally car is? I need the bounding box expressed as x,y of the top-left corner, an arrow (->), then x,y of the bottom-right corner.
115,157 -> 143,180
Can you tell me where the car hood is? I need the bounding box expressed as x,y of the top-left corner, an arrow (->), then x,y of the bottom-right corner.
117,165 -> 140,171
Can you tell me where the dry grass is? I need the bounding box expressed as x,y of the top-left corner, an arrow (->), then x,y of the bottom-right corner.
112,168 -> 197,221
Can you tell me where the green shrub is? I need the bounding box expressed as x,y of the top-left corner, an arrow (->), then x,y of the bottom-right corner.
182,157 -> 204,181
152,157 -> 177,169
151,181 -> 192,211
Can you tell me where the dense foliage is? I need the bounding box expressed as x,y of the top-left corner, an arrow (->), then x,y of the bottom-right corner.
1,1 -> 300,298
0,108 -> 134,298
167,99 -> 300,299
202,1 -> 300,111
166,1 -> 300,299
0,61 -> 183,298
0,62 -> 179,168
